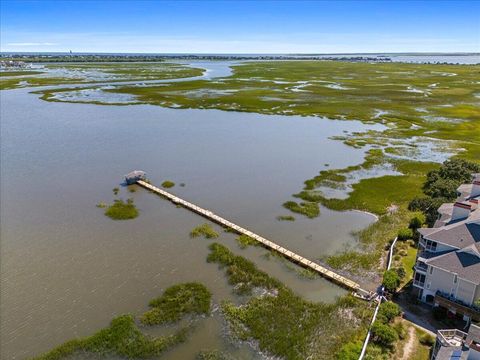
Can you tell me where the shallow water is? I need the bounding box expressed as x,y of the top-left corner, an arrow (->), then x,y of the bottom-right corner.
1,77 -> 383,359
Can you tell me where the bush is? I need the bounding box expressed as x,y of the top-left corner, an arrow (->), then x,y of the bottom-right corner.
393,322 -> 407,340
419,333 -> 435,346
378,301 -> 401,323
395,267 -> 406,280
398,250 -> 408,257
398,228 -> 413,240
382,269 -> 400,293
161,180 -> 175,188
371,321 -> 398,346
409,214 -> 425,230
336,341 -> 363,360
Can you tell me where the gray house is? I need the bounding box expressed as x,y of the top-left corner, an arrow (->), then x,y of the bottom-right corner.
413,175 -> 480,323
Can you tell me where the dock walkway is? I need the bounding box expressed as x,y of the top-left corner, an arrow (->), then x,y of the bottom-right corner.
137,180 -> 372,297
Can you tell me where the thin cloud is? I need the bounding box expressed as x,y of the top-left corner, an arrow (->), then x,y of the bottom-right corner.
7,42 -> 58,46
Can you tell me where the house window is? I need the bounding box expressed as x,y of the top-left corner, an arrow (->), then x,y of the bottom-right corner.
425,240 -> 437,252
429,267 -> 434,275
453,274 -> 457,284
426,282 -> 431,289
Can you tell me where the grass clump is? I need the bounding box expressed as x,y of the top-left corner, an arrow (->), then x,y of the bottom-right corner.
141,282 -> 211,325
236,234 -> 258,249
207,244 -> 373,359
282,201 -> 319,218
196,350 -> 235,360
207,243 -> 281,294
190,223 -> 219,239
104,199 -> 139,220
33,314 -> 187,360
419,333 -> 435,346
276,215 -> 295,221
161,180 -> 175,189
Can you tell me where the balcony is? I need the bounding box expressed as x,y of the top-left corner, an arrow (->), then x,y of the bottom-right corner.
413,279 -> 425,288
435,291 -> 480,321
414,261 -> 428,273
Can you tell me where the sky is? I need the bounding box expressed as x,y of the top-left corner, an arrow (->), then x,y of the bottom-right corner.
1,0 -> 479,54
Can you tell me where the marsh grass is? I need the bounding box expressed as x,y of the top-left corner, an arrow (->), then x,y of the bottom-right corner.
207,243 -> 373,359
325,209 -> 412,272
104,199 -> 139,220
141,283 -> 211,325
196,350 -> 235,360
161,180 -> 175,189
236,234 -> 258,249
33,315 -> 187,360
276,215 -> 295,221
190,224 -> 219,239
282,201 -> 319,218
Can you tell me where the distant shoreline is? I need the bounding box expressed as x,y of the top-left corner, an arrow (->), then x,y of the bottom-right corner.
1,52 -> 479,64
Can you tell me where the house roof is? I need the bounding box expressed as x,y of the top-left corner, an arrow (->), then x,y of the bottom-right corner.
426,249 -> 480,284
422,223 -> 480,249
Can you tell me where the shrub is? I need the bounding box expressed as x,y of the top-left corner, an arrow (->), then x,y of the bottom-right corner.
393,322 -> 407,340
335,341 -> 363,360
398,228 -> 413,240
382,269 -> 400,293
409,214 -> 425,230
161,180 -> 175,188
378,301 -> 401,323
419,333 -> 435,346
371,321 -> 398,346
395,267 -> 406,279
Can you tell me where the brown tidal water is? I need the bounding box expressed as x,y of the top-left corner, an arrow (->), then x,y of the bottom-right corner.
0,88 -> 382,359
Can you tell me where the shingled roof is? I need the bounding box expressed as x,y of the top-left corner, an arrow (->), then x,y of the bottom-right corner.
421,223 -> 480,249
426,248 -> 480,284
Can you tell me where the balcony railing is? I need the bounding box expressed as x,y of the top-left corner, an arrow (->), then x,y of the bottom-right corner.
415,261 -> 428,272
435,291 -> 480,321
413,280 -> 425,288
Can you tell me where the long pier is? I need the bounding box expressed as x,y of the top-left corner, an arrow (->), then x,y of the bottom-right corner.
137,180 -> 372,297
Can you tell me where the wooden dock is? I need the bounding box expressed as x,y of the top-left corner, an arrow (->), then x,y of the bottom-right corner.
137,180 -> 372,297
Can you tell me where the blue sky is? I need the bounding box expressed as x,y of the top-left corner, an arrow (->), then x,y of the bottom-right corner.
1,0 -> 479,53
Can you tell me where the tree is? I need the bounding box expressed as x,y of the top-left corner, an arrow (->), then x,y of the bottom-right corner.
371,321 -> 398,346
382,269 -> 400,293
409,214 -> 425,230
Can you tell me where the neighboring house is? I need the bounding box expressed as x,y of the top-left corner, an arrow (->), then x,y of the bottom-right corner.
431,322 -> 480,360
413,174 -> 480,322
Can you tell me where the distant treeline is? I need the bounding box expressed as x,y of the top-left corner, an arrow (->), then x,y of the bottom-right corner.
0,54 -> 393,63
